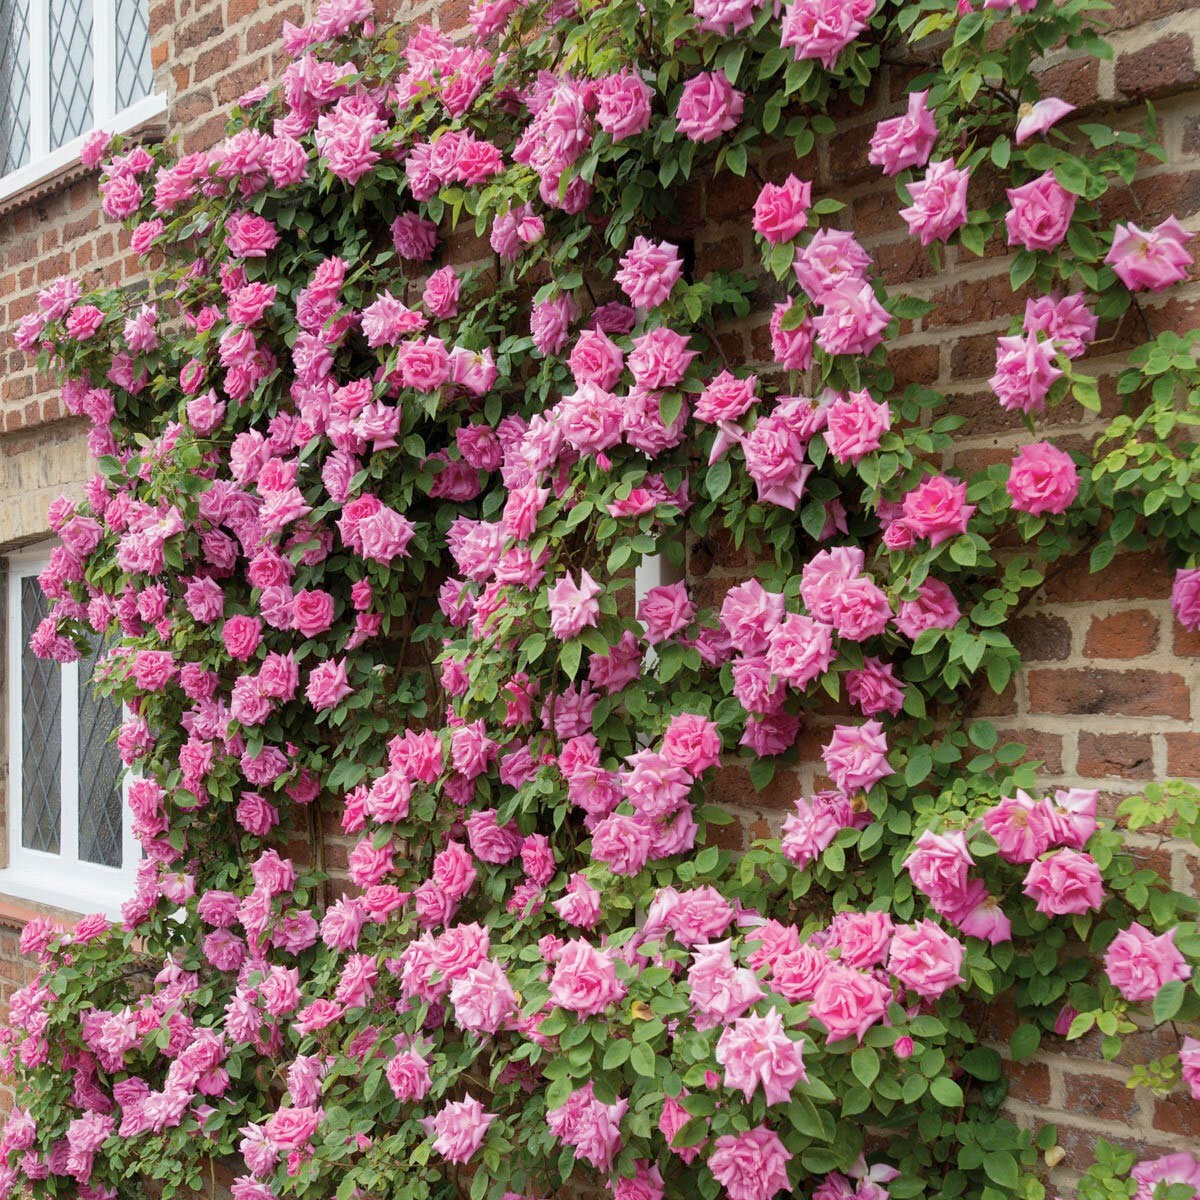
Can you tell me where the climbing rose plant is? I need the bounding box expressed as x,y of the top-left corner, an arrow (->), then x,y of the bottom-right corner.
5,0 -> 1200,1197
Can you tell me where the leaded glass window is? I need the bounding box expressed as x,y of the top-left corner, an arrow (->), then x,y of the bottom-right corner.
4,546 -> 136,914
0,0 -> 159,198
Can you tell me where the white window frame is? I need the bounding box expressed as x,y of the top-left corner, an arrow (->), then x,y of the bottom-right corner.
0,0 -> 166,203
2,544 -> 138,917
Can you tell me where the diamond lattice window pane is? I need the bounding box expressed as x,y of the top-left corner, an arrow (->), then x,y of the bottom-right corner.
77,646 -> 123,868
0,0 -> 31,175
113,0 -> 151,111
20,579 -> 61,855
49,0 -> 93,151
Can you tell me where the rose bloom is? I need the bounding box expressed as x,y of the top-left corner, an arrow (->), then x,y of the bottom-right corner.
892,577 -> 960,639
1023,849 -> 1104,916
990,332 -> 1062,414
638,582 -> 694,645
1007,441 -> 1079,515
661,713 -> 722,773
1180,1036 -> 1200,1100
1023,292 -> 1096,360
822,721 -> 890,794
901,474 -> 974,546
1105,922 -> 1191,1001
868,90 -> 936,176
887,919 -> 965,1000
675,70 -> 743,143
1015,97 -> 1075,143
1004,171 -> 1076,252
809,962 -> 890,1042
615,237 -> 684,309
423,1095 -> 494,1164
903,829 -> 973,918
549,939 -> 626,1015
715,1008 -> 807,1105
899,159 -> 969,245
753,175 -> 812,244
781,0 -> 876,69
595,70 -> 653,141
1172,568 -> 1200,631
1106,216 -> 1193,292
824,389 -> 890,464
708,1126 -> 793,1200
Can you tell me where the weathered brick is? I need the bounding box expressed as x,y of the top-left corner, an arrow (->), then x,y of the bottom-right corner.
1026,668 -> 1191,719
1084,609 -> 1160,659
1116,34 -> 1199,100
1077,732 -> 1154,780
1009,614 -> 1072,662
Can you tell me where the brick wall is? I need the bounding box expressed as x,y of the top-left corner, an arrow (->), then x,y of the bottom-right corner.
0,0 -> 1197,1189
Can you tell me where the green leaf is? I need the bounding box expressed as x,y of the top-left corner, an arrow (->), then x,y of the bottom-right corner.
630,1043 -> 657,1078
851,1046 -> 880,1088
1153,979 -> 1187,1023
1010,1024 -> 1041,1061
930,1076 -> 964,1107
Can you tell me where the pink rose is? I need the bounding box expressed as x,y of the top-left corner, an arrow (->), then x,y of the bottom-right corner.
637,582 -> 694,645
781,0 -> 876,68
1004,172 -> 1075,252
990,333 -> 1062,414
1104,923 -> 1191,1002
868,91 -> 936,176
292,588 -> 335,638
708,1126 -> 793,1200
824,389 -> 890,463
753,175 -> 812,244
887,919 -> 965,999
675,71 -> 743,144
901,474 -> 974,545
1023,849 -> 1104,916
1007,442 -> 1079,515
1172,568 -> 1200,631
822,721 -> 891,794
595,71 -> 653,141
899,159 -> 969,245
1106,216 -> 1193,292
615,238 -> 683,310
549,940 -> 626,1015
1015,97 -> 1075,144
810,962 -> 890,1042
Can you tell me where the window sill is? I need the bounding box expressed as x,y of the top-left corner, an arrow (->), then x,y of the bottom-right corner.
0,870 -> 130,921
0,92 -> 169,216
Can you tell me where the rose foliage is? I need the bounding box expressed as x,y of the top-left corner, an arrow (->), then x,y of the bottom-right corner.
6,0 -> 1200,1198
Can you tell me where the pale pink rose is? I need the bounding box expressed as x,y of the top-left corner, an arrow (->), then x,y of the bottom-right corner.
638,582 -> 694,645
615,237 -> 683,310
887,919 -> 965,999
1106,216 -> 1194,292
549,940 -> 626,1015
892,578 -> 960,639
1015,98 -> 1075,144
715,1008 -> 807,1105
595,71 -> 653,141
824,389 -> 890,463
1105,922 -> 1191,1002
868,91 -> 936,176
423,1095 -> 494,1164
822,721 -> 890,794
1023,292 -> 1096,360
781,0 -> 876,68
903,830 -> 974,918
809,962 -> 890,1042
990,332 -> 1062,414
899,159 -> 969,245
547,570 -> 601,639
1023,849 -> 1104,916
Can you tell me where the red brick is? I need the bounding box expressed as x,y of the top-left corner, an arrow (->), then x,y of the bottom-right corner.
1077,732 -> 1154,780
1026,668 -> 1190,719
1165,732 -> 1200,778
1116,34 -> 1198,100
1010,614 -> 1072,662
1041,549 -> 1171,604
1084,609 -> 1160,658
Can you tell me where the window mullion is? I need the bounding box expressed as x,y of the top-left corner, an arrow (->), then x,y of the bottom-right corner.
28,0 -> 49,161
6,567 -> 23,872
93,0 -> 115,123
61,658 -> 80,868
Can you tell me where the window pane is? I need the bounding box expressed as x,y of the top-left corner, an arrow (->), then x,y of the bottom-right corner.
77,645 -> 123,868
49,0 -> 93,151
113,0 -> 151,112
20,578 -> 61,855
0,0 -> 31,175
